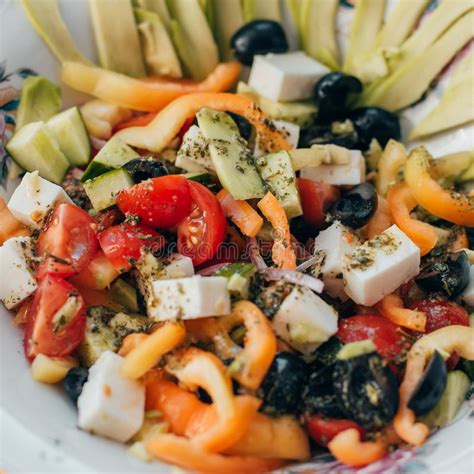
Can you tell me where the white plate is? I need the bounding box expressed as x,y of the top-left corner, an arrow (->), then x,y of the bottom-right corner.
0,1 -> 473,473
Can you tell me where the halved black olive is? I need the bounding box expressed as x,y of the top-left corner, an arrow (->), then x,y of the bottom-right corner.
122,157 -> 175,183
330,183 -> 378,229
416,251 -> 470,297
64,367 -> 89,404
227,112 -> 252,141
230,20 -> 288,66
333,352 -> 399,430
408,351 -> 447,416
348,107 -> 401,150
298,123 -> 359,149
258,352 -> 308,416
313,73 -> 363,123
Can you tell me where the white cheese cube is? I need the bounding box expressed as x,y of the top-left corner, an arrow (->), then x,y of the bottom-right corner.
160,253 -> 195,279
78,351 -> 145,443
343,225 -> 420,306
460,265 -> 474,307
272,285 -> 338,354
248,51 -> 330,102
149,276 -> 231,321
0,237 -> 37,309
175,125 -> 214,173
255,120 -> 300,157
300,150 -> 366,186
7,171 -> 72,229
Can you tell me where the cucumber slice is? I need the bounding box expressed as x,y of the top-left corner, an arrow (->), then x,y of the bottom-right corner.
83,168 -> 134,211
81,136 -> 139,182
211,0 -> 244,61
134,0 -> 171,30
196,108 -> 265,200
215,262 -> 257,298
6,121 -> 69,184
111,279 -> 140,313
175,125 -> 214,173
242,0 -> 281,22
256,150 -> 302,219
337,340 -> 376,360
46,107 -> 91,167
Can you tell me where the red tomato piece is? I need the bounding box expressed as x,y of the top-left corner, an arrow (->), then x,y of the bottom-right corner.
98,223 -> 166,272
297,179 -> 340,228
306,414 -> 365,447
70,251 -> 120,290
178,181 -> 226,266
177,116 -> 195,141
337,314 -> 412,361
116,175 -> 192,229
93,207 -> 124,231
24,276 -> 86,360
36,203 -> 98,279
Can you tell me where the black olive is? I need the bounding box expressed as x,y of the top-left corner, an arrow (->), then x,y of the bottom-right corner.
122,158 -> 172,183
313,73 -> 363,123
408,351 -> 447,416
333,352 -> 399,430
290,216 -> 317,244
415,251 -> 470,297
299,123 -> 359,149
258,352 -> 308,416
330,183 -> 378,229
465,227 -> 474,249
64,367 -> 89,404
314,337 -> 344,366
348,107 -> 401,150
227,112 -> 252,141
230,20 -> 288,66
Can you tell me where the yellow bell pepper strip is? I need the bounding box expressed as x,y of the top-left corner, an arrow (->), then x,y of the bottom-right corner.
0,197 -> 30,244
365,195 -> 392,239
404,146 -> 474,226
328,428 -> 388,468
394,325 -> 474,446
62,61 -> 241,112
216,189 -> 263,238
146,433 -> 283,474
376,139 -> 407,197
114,92 -> 292,153
257,192 -> 297,270
118,333 -> 149,356
387,182 -> 438,256
121,322 -> 185,379
165,347 -> 256,452
376,293 -> 426,332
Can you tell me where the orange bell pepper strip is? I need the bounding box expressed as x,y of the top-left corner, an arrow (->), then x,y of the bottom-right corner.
328,428 -> 387,468
216,189 -> 263,238
0,197 -> 30,245
115,92 -> 292,153
113,112 -> 157,132
118,333 -> 149,356
404,146 -> 474,226
121,321 -> 185,379
365,195 -> 393,239
257,192 -> 297,270
376,293 -> 426,332
62,61 -> 241,112
395,325 -> 474,446
146,433 -> 283,474
448,227 -> 469,251
387,182 -> 438,256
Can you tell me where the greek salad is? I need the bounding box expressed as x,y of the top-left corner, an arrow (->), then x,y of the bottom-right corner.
1,0 -> 473,472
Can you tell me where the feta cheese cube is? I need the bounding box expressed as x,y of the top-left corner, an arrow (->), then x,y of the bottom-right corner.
160,253 -> 195,279
0,237 -> 37,309
248,51 -> 330,102
272,285 -> 338,354
460,265 -> 474,307
78,351 -> 145,443
255,120 -> 300,157
149,276 -> 231,321
300,150 -> 366,186
7,171 -> 72,229
343,225 -> 420,306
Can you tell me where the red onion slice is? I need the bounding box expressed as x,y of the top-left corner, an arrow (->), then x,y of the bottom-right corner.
264,268 -> 324,293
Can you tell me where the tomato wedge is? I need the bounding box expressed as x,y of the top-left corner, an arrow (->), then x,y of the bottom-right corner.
306,414 -> 365,447
98,223 -> 166,272
116,175 -> 192,229
36,204 -> 98,279
24,276 -> 86,360
178,181 -> 226,266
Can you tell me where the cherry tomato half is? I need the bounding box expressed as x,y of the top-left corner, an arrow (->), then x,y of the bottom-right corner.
24,276 -> 86,360
178,181 -> 226,266
306,414 -> 365,447
116,175 -> 192,229
337,314 -> 412,362
297,179 -> 340,228
36,203 -> 98,279
98,223 -> 166,272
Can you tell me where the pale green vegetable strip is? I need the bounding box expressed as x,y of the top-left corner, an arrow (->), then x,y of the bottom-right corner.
135,0 -> 171,30
242,0 -> 281,22
286,0 -> 302,30
211,0 -> 244,61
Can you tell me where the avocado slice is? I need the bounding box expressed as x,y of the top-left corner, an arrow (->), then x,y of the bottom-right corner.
300,0 -> 339,70
134,8 -> 183,78
211,0 -> 244,61
89,0 -> 146,77
166,0 -> 218,81
134,0 -> 171,31
20,0 -> 90,64
242,0 -> 281,21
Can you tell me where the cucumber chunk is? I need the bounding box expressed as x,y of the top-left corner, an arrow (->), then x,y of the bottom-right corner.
83,168 -> 134,211
215,262 -> 257,298
6,121 -> 69,184
111,278 -> 140,313
46,107 -> 91,166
